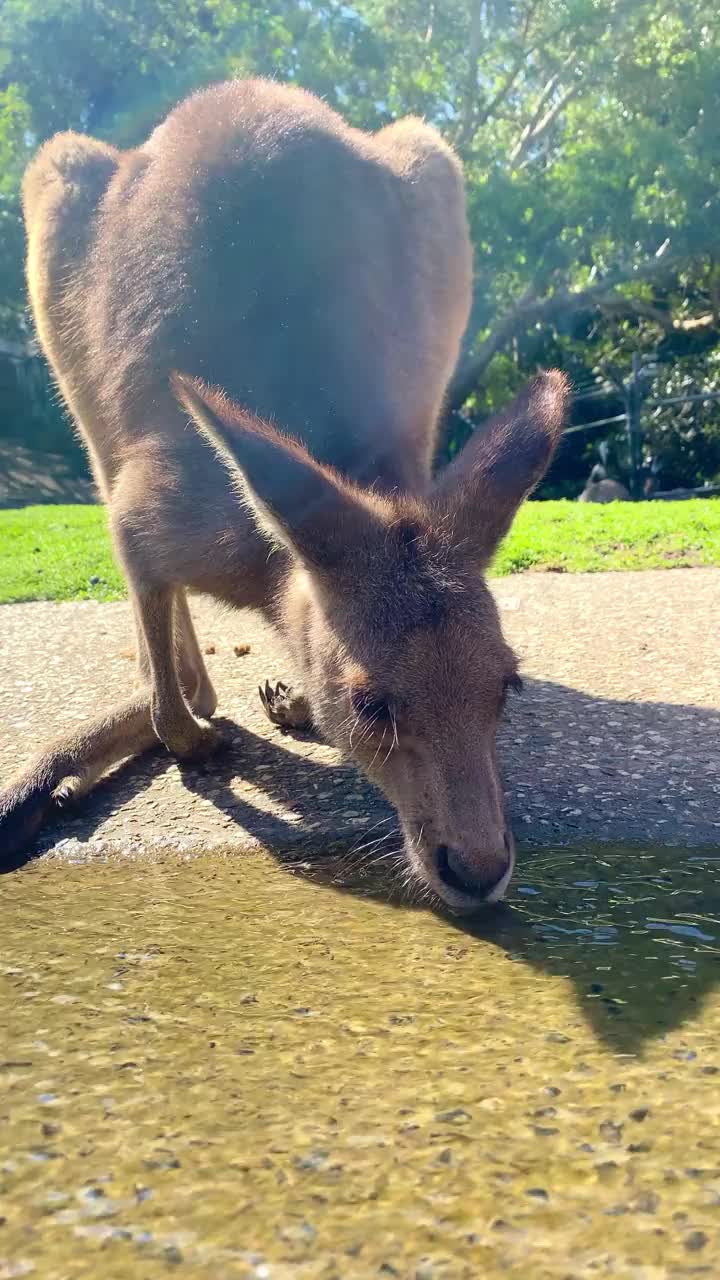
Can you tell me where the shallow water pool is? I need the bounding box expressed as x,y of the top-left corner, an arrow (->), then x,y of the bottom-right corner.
1,844 -> 719,1278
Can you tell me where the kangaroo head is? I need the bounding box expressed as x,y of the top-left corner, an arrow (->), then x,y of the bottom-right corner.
174,371 -> 569,913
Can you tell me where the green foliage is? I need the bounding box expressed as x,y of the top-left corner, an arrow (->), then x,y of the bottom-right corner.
642,352 -> 720,489
0,82 -> 31,336
2,499 -> 719,605
2,0 -> 720,490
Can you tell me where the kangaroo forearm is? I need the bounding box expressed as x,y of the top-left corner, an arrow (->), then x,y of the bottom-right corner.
0,694 -> 156,860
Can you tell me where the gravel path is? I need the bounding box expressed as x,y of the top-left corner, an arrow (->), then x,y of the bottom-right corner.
1,567 -> 718,860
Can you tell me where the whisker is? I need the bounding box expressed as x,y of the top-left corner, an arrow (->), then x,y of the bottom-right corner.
369,846 -> 405,865
345,819 -> 394,849
368,725 -> 390,771
347,831 -> 396,858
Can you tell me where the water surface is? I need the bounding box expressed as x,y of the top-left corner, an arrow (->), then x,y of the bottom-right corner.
1,845 -> 719,1278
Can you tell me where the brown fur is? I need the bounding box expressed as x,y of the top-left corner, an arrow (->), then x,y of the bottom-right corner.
1,78 -> 569,909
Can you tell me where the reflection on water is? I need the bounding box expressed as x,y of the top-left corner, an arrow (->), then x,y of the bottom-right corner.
1,844 -> 719,1278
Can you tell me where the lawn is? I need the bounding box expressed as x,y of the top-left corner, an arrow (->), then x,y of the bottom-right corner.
0,499 -> 719,604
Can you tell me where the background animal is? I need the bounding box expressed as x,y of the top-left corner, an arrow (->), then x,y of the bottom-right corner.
578,463 -> 631,503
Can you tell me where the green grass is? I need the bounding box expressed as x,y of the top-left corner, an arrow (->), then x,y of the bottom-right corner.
492,497 -> 720,576
1,499 -> 719,604
0,505 -> 125,604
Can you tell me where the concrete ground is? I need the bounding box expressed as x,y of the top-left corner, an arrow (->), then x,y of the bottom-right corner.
1,567 -> 718,861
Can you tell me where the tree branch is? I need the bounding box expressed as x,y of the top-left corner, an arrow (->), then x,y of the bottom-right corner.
597,294 -> 674,332
457,3 -> 485,150
708,258 -> 720,327
674,311 -> 719,334
474,51 -> 530,130
452,284 -> 539,402
505,43 -> 580,164
449,247 -> 715,409
457,0 -> 541,150
510,80 -> 580,165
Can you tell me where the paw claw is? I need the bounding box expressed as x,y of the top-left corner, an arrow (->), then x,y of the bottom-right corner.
259,679 -> 313,732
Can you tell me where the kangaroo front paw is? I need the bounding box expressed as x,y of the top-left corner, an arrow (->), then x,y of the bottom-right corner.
154,713 -> 225,761
259,680 -> 313,732
187,677 -> 218,721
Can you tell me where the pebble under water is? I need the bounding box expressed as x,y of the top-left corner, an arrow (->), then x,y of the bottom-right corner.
1,843 -> 719,1278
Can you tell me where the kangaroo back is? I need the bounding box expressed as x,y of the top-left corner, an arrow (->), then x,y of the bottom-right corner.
24,78 -> 472,497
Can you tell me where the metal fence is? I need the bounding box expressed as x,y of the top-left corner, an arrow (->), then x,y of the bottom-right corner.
567,353 -> 720,500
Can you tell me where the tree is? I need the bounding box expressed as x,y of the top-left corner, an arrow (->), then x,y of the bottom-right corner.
446,0 -> 720,413
2,0 -> 720,487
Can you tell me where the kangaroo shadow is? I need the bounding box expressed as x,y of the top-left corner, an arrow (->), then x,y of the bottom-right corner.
224,673 -> 719,1057
283,841 -> 720,1057
2,715 -> 384,872
447,850 -> 720,1056
3,676 -> 719,1055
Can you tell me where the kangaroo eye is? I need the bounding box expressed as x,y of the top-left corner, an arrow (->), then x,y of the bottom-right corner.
351,689 -> 392,724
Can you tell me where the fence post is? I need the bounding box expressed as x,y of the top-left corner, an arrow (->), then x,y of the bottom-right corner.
624,353 -> 644,498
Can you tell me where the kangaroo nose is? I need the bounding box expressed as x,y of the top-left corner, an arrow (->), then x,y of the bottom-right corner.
435,843 -> 511,900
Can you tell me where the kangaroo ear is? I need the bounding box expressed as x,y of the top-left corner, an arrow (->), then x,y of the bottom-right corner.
172,373 -> 387,572
433,370 -> 570,565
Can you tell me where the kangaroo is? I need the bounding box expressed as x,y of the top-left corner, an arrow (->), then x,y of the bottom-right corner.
578,464 -> 630,504
0,78 -> 569,911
